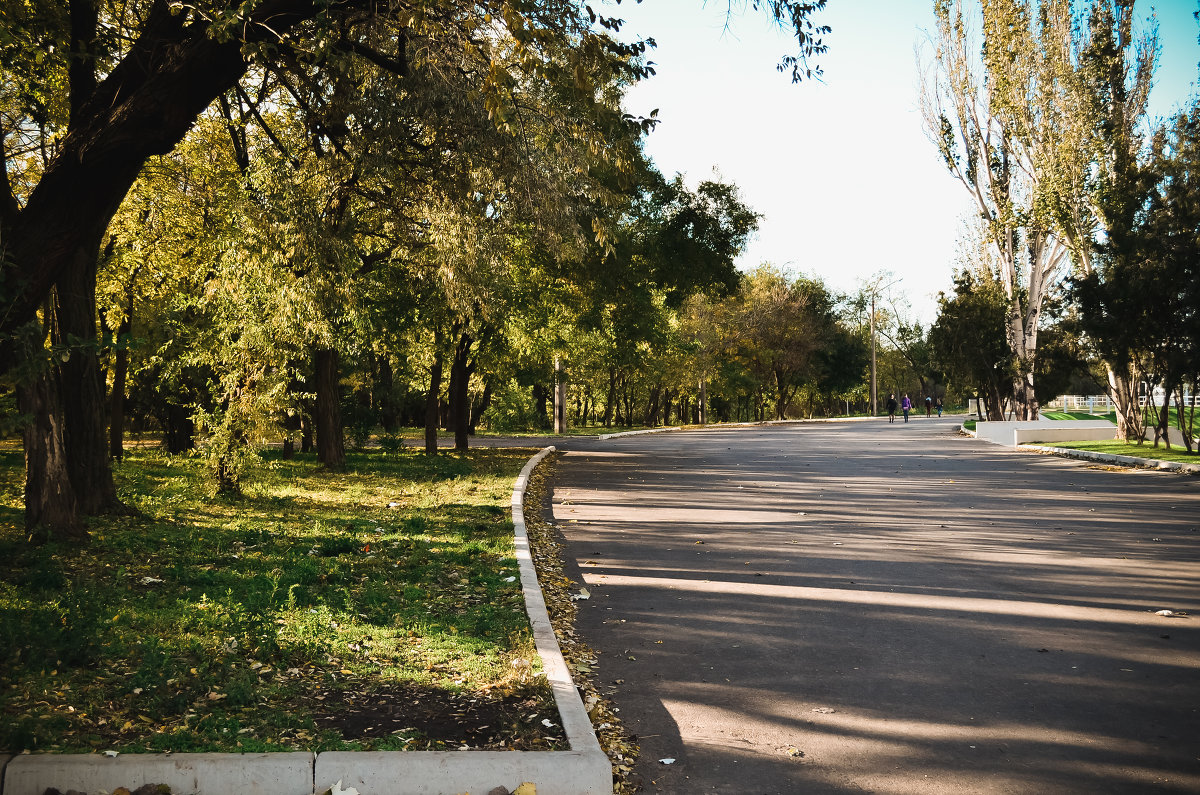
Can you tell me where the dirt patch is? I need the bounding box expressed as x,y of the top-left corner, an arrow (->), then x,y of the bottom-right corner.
312,682 -> 565,750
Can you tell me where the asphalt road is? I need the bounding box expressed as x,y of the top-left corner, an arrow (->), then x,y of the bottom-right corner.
547,418 -> 1200,794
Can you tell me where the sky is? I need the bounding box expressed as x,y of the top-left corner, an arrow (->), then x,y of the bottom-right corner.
610,0 -> 1200,324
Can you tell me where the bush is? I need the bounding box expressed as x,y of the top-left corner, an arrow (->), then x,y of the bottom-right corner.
481,379 -> 542,433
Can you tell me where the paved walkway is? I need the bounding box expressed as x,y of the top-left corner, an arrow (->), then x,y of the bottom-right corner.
548,417 -> 1200,794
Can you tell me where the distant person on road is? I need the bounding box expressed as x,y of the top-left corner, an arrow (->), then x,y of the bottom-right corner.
886,393 -> 898,423
901,394 -> 912,423
924,395 -> 933,417
936,396 -> 943,417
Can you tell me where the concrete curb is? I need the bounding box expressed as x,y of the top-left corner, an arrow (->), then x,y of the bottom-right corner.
0,447 -> 612,795
1019,444 -> 1200,475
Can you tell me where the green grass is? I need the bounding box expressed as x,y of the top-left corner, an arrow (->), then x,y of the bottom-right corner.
0,447 -> 563,754
1040,411 -> 1118,423
1049,440 -> 1199,464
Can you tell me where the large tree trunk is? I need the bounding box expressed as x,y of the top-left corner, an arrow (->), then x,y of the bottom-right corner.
17,343 -> 85,543
314,347 -> 345,469
52,252 -> 122,515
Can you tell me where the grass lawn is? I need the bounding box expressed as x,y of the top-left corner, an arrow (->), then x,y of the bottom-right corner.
0,446 -> 565,755
1040,411 -> 1118,422
1048,440 -> 1199,465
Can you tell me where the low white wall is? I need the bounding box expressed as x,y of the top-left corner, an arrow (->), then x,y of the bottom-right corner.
1013,426 -> 1117,445
974,420 -> 1115,447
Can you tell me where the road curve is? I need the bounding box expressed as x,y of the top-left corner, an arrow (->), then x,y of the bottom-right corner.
548,417 -> 1200,794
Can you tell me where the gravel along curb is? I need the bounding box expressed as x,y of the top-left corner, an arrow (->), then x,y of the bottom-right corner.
1,446 -> 611,795
1019,444 -> 1200,474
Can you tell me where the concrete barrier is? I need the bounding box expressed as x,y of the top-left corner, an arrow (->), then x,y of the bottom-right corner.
316,750 -> 612,795
973,420 -> 1115,447
1,752 -> 315,795
1012,426 -> 1118,445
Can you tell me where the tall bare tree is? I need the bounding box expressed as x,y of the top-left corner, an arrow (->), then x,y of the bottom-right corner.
921,0 -> 1074,419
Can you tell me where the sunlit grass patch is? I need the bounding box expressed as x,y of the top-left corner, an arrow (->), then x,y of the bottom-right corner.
0,446 -> 564,753
1050,440 -> 1199,465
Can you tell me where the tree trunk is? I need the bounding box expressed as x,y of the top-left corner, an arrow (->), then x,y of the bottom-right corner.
425,335 -> 444,455
375,354 -> 399,433
449,330 -> 474,452
52,252 -> 123,515
314,347 -> 345,469
646,384 -> 662,427
469,382 -> 492,434
300,401 -> 314,454
532,384 -> 549,429
603,367 -> 617,427
17,348 -> 86,543
1107,365 -> 1144,442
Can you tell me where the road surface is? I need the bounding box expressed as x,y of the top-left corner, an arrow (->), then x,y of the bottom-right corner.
548,418 -> 1200,794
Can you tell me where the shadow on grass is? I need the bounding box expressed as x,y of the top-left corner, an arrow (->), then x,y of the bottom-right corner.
0,446 -> 559,755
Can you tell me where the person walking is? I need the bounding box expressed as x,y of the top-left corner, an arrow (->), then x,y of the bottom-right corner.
901,393 -> 912,423
924,395 -> 933,417
886,393 -> 898,424
936,396 -> 943,417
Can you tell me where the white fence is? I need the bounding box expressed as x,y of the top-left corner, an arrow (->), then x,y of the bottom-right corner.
1046,393 -> 1200,413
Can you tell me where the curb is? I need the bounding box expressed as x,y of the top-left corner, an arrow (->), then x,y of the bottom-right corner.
1019,443 -> 1200,475
0,447 -> 611,795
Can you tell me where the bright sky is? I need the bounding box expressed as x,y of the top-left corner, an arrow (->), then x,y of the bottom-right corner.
613,0 -> 1200,324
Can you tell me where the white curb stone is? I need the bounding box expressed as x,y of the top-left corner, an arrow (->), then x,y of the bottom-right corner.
1,752 -> 314,795
316,749 -> 611,795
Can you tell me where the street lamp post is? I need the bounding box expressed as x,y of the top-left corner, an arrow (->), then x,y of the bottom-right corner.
870,295 -> 877,417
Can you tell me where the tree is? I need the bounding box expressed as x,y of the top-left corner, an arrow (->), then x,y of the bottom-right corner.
928,268 -> 1014,420
1073,101 -> 1200,450
1049,0 -> 1158,440
921,0 -> 1074,420
2,0 -> 830,541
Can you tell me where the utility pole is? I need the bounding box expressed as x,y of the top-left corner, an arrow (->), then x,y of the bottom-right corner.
870,295 -> 877,417
554,358 -> 567,434
863,273 -> 899,418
